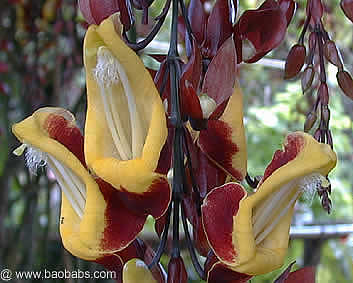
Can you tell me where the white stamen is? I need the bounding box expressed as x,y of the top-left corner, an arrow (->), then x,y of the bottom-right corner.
242,39 -> 256,62
199,93 -> 217,119
93,46 -> 145,160
25,145 -> 47,175
253,173 -> 327,244
16,144 -> 86,219
94,47 -> 120,87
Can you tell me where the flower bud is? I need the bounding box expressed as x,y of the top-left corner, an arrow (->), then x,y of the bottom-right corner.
337,70 -> 353,100
304,110 -> 317,132
301,65 -> 315,93
341,0 -> 353,23
318,83 -> 329,106
167,256 -> 187,283
284,44 -> 306,79
123,259 -> 157,283
324,40 -> 343,69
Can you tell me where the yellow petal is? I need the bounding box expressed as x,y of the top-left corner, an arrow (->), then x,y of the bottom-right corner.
123,259 -> 157,283
83,13 -> 167,170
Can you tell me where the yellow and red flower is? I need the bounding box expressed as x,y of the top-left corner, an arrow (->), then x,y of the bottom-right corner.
201,132 -> 336,282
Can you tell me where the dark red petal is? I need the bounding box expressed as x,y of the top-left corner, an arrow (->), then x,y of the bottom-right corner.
279,0 -> 296,25
341,0 -> 353,23
181,84 -> 203,120
117,0 -> 134,30
284,44 -> 306,79
44,114 -> 86,166
193,216 -> 210,257
95,254 -> 123,282
202,37 -> 237,105
238,7 -> 287,60
207,262 -> 252,283
283,267 -> 315,283
118,177 -> 172,219
204,0 -> 233,58
180,41 -> 203,120
198,119 -> 242,181
193,146 -> 227,198
188,0 -> 207,46
97,179 -> 147,251
202,183 -> 247,263
78,0 -> 120,25
180,39 -> 202,91
261,133 -> 304,183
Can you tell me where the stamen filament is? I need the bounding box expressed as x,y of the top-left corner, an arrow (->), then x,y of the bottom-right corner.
47,155 -> 86,219
97,83 -> 131,160
113,59 -> 144,158
255,190 -> 300,244
253,181 -> 295,236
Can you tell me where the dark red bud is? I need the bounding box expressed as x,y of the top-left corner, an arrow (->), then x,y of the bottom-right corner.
304,110 -> 317,132
284,44 -> 306,79
308,0 -> 324,24
324,40 -> 343,69
314,128 -> 321,141
78,0 -> 120,25
308,32 -> 317,52
167,256 -> 187,283
301,65 -> 315,92
318,83 -> 329,105
341,0 -> 353,23
321,105 -> 330,128
337,70 -> 353,100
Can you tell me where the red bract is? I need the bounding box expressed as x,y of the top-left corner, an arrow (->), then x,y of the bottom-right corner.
186,0 -> 233,58
78,0 -> 119,24
179,37 -> 237,126
234,0 -> 295,63
78,0 -> 125,25
341,0 -> 353,22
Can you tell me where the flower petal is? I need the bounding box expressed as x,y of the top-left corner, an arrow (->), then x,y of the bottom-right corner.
198,84 -> 247,181
202,183 -> 247,264
207,262 -> 252,283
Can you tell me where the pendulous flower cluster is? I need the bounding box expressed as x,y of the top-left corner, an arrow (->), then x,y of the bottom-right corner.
12,1 -> 339,282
